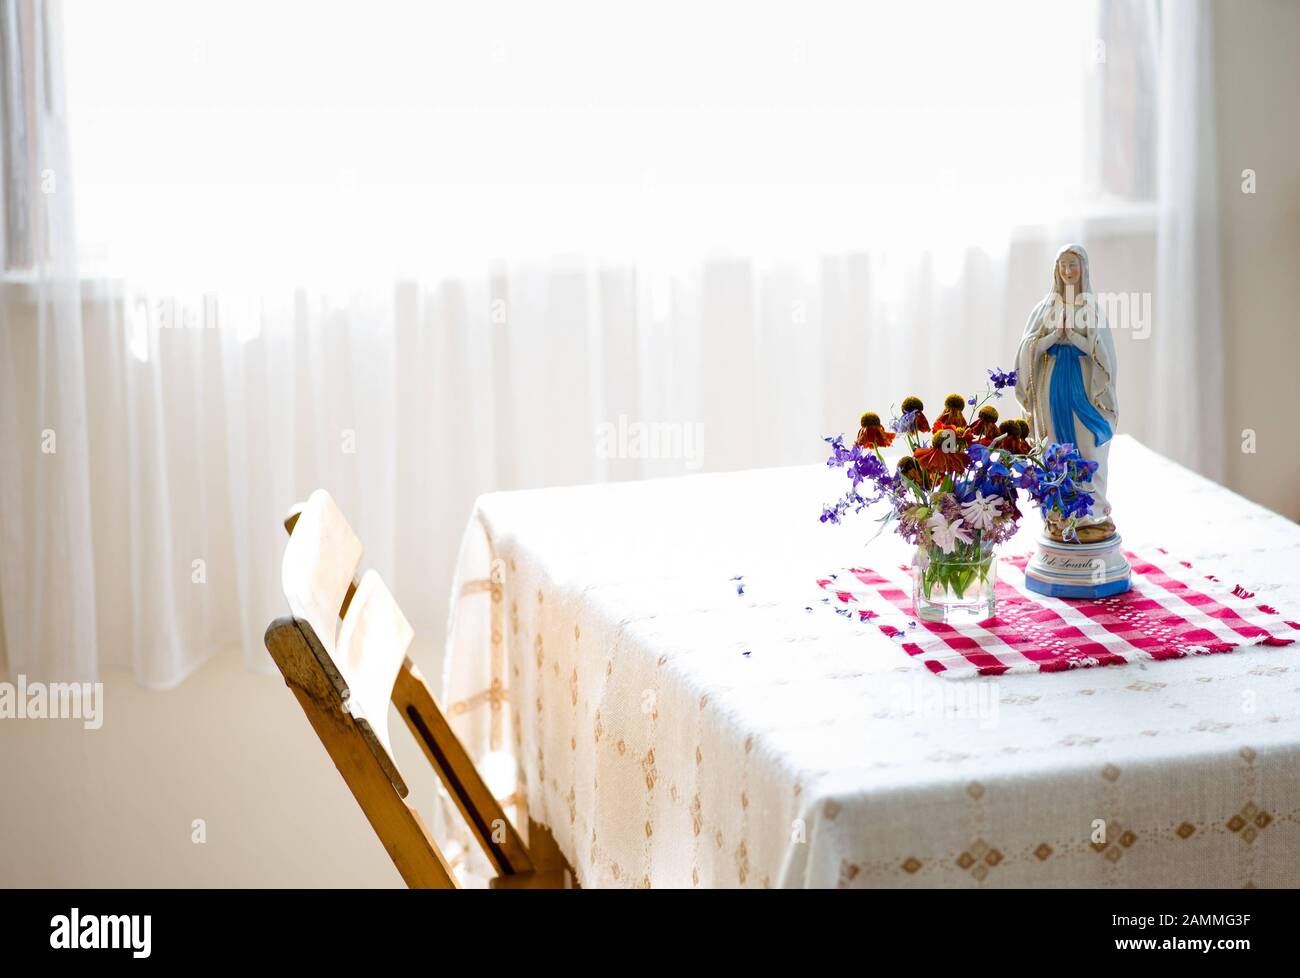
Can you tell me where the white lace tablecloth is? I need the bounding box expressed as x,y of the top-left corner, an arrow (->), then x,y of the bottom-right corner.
442,436 -> 1300,887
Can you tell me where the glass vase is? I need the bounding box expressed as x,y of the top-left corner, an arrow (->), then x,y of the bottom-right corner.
912,542 -> 998,624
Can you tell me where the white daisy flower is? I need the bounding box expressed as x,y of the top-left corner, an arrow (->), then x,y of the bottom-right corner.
926,511 -> 973,554
960,493 -> 1004,532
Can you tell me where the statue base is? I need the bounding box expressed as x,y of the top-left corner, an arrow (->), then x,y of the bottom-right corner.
1023,532 -> 1131,600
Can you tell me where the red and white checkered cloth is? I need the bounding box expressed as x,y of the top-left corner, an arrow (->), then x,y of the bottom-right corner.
817,547 -> 1300,678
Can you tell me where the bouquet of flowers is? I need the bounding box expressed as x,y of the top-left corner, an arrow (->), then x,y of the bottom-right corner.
820,368 -> 1098,617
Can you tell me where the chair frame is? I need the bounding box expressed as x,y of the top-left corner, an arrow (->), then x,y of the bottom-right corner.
265,504 -> 571,889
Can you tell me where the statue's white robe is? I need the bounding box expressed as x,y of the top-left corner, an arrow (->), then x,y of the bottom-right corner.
1014,245 -> 1118,526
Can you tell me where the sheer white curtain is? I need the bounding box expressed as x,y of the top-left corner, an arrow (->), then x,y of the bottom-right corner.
77,250 -> 1032,686
0,0 -> 98,683
1,0 -> 1219,688
1152,0 -> 1225,480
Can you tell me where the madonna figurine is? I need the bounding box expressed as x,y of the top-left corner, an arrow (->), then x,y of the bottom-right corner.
1015,244 -> 1130,597
1015,244 -> 1118,541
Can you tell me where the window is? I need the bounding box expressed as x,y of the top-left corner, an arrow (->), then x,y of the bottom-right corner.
62,0 -> 1153,287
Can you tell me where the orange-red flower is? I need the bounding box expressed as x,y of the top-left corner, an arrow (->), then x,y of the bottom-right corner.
934,392 -> 967,430
900,396 -> 930,433
997,418 -> 1031,454
913,425 -> 970,475
968,405 -> 1000,444
855,411 -> 895,448
897,455 -> 927,490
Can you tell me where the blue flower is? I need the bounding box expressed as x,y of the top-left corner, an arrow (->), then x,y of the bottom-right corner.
1006,441 -> 1097,523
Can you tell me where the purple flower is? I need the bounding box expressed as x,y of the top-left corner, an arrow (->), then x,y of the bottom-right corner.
987,367 -> 1017,391
936,492 -> 963,523
891,408 -> 922,434
983,517 -> 1021,546
848,452 -> 888,488
819,432 -> 894,525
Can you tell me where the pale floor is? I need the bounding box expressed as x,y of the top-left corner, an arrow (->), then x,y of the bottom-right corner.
0,646 -> 447,887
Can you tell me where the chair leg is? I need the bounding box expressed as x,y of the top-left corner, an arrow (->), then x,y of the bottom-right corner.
391,659 -> 534,877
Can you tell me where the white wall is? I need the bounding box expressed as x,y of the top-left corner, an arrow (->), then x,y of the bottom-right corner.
1214,0 -> 1300,520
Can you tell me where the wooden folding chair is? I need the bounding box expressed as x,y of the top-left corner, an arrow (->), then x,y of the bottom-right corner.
264,489 -> 572,889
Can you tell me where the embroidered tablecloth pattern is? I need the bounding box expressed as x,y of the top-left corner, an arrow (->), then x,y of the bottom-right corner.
442,436 -> 1300,887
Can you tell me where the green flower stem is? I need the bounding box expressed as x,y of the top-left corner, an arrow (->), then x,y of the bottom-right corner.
919,541 -> 996,601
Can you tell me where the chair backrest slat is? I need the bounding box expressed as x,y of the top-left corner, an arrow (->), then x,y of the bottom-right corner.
336,569 -> 413,758
281,489 -> 362,659
280,490 -> 409,790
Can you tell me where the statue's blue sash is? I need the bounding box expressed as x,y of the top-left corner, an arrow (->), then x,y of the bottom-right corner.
1047,343 -> 1113,448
